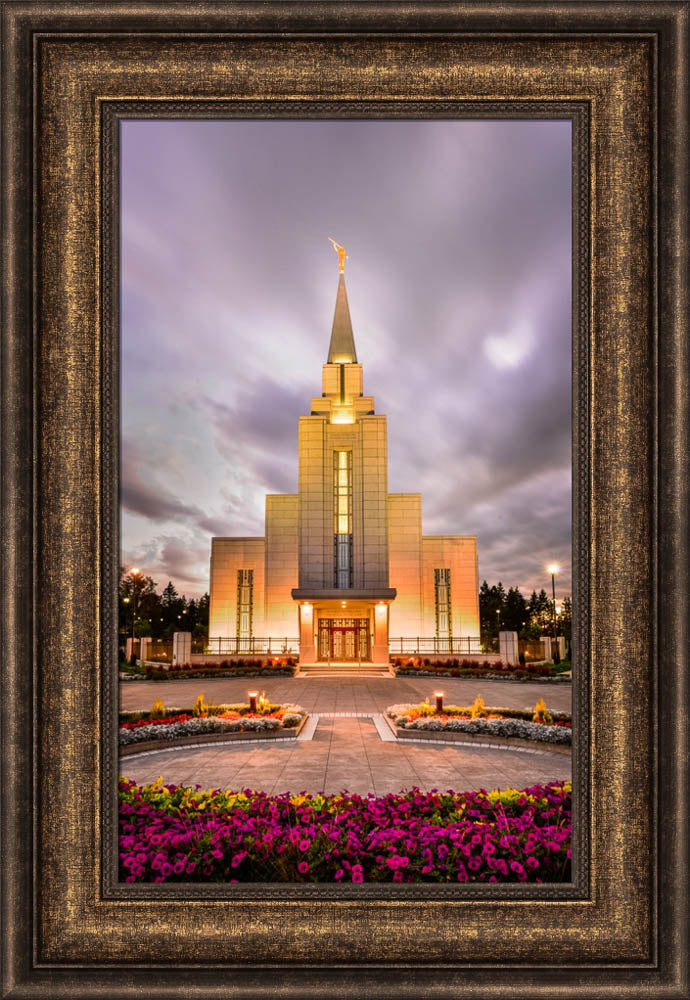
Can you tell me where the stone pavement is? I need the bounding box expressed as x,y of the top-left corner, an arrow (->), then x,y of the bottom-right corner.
120,673 -> 572,715
120,676 -> 572,796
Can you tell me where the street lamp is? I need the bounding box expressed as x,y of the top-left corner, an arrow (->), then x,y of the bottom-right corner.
129,567 -> 141,663
122,597 -> 130,646
546,563 -> 559,655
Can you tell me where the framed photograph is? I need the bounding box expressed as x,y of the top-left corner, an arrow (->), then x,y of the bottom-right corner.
115,114 -> 577,894
2,2 -> 687,997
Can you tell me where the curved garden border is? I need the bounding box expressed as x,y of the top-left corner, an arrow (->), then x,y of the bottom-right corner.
120,713 -> 308,756
383,715 -> 571,755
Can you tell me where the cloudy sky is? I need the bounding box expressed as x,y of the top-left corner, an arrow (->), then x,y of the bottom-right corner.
121,119 -> 572,601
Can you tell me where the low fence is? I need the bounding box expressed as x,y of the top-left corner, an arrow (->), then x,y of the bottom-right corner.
147,641 -> 173,662
388,637 -> 486,656
204,637 -> 299,656
519,639 -> 548,662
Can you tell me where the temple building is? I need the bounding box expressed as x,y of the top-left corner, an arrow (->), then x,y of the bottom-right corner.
208,243 -> 480,666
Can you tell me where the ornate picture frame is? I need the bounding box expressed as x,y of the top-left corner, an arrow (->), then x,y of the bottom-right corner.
1,3 -> 687,996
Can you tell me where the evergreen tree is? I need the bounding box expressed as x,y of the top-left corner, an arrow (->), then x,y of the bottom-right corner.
117,568 -> 210,646
527,588 -> 553,633
479,580 -> 508,641
503,586 -> 529,633
559,596 -> 572,648
118,567 -> 159,643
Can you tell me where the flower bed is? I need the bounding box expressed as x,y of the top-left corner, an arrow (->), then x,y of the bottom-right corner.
392,658 -> 570,682
119,778 -> 571,883
119,698 -> 307,746
143,658 -> 297,680
386,699 -> 572,746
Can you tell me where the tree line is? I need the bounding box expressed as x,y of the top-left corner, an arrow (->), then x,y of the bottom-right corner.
479,580 -> 572,644
119,568 -> 209,643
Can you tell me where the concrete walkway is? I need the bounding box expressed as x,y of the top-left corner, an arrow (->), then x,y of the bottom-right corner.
120,674 -> 572,715
120,677 -> 572,796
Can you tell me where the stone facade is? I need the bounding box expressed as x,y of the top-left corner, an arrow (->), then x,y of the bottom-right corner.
209,270 -> 480,663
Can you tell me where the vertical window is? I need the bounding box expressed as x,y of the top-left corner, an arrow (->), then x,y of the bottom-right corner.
434,568 -> 452,637
236,569 -> 253,638
333,450 -> 353,588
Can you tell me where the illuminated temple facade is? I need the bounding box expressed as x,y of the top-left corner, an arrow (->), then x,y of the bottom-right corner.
208,250 -> 480,666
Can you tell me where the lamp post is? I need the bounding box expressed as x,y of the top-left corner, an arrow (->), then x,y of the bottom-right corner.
129,567 -> 141,662
122,597 -> 130,651
547,563 -> 559,654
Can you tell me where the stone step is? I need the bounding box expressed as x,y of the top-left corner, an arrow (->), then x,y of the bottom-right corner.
298,663 -> 392,677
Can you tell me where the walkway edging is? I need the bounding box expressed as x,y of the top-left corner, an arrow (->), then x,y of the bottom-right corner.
120,713 -> 570,760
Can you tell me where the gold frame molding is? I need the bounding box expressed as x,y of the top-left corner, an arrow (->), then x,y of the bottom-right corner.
1,3 -> 688,997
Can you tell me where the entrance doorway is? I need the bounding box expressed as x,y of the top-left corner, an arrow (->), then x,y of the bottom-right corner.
318,618 -> 371,661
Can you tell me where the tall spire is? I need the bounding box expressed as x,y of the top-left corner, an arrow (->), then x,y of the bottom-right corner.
327,240 -> 357,364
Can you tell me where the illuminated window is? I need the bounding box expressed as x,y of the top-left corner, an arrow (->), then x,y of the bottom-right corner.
434,568 -> 452,637
236,569 -> 253,639
333,450 -> 353,588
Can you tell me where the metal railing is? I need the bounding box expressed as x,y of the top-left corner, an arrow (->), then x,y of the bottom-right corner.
204,637 -> 299,656
389,637 -> 485,656
147,641 -> 173,662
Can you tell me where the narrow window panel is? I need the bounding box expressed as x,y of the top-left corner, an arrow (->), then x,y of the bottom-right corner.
236,568 -> 253,638
434,568 -> 452,638
333,450 -> 353,587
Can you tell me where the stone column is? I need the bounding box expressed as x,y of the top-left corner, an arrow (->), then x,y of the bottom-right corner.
372,603 -> 390,664
557,636 -> 567,660
498,631 -> 518,665
298,604 -> 315,664
125,638 -> 135,661
172,631 -> 192,666
139,637 -> 152,663
541,636 -> 552,661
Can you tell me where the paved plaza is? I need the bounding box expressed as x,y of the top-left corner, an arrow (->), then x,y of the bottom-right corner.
120,675 -> 572,796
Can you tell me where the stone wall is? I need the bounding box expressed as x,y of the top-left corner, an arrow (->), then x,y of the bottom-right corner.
387,493 -> 423,636
421,536 -> 480,638
264,494 -> 299,635
208,537 -> 266,639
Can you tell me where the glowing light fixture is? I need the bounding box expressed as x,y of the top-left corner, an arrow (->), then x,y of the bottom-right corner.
434,691 -> 444,713
248,691 -> 258,713
331,405 -> 354,424
547,564 -> 559,652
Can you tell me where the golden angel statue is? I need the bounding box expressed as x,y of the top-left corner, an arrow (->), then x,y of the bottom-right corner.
328,238 -> 348,274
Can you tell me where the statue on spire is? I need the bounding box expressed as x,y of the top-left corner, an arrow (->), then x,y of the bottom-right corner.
328,238 -> 348,274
